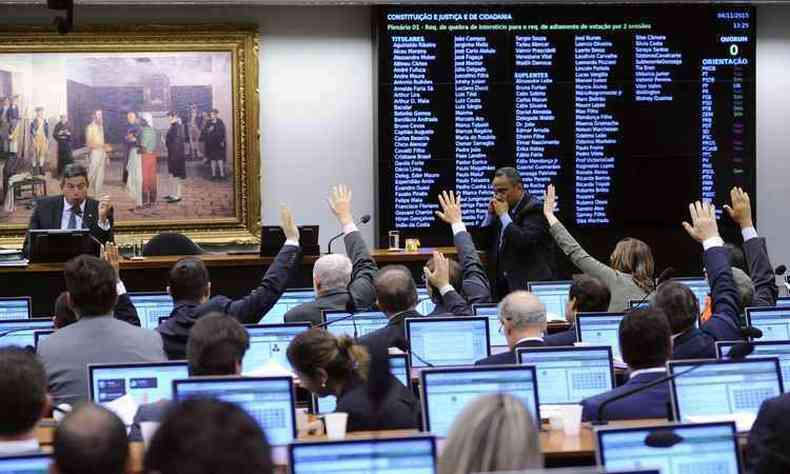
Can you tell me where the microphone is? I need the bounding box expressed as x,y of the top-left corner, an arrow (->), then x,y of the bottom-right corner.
741,326 -> 763,340
775,265 -> 787,276
314,311 -> 359,340
627,267 -> 675,312
409,349 -> 435,368
326,214 -> 372,254
0,326 -> 53,338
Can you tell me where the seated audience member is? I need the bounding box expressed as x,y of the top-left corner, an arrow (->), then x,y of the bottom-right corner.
0,347 -> 49,456
157,206 -> 302,359
544,274 -> 611,346
424,190 -> 490,315
51,402 -> 128,474
543,184 -> 655,311
285,185 -> 377,325
288,328 -> 421,431
145,398 -> 273,474
38,255 -> 166,405
53,292 -> 77,329
128,312 -> 249,440
654,201 -> 743,360
438,394 -> 542,474
358,265 -> 422,352
475,291 -> 546,365
580,307 -> 672,422
748,393 -> 790,474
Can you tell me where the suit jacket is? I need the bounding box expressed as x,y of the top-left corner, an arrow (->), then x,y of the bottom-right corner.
157,244 -> 301,359
37,316 -> 167,405
429,231 -> 491,315
744,237 -> 778,308
476,195 -> 556,299
358,309 -> 424,353
580,371 -> 671,422
474,339 -> 544,366
336,374 -> 421,432
22,195 -> 114,257
128,400 -> 171,442
747,393 -> 790,474
544,327 -> 577,346
284,232 -> 377,325
672,246 -> 743,360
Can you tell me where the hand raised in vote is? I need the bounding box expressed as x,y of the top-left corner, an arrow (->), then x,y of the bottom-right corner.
723,187 -> 753,230
542,184 -> 559,226
102,242 -> 121,282
682,201 -> 720,243
281,205 -> 300,243
423,250 -> 451,289
435,190 -> 462,225
98,194 -> 113,225
328,184 -> 354,226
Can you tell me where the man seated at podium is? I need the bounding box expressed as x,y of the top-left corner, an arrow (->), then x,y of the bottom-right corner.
22,163 -> 114,257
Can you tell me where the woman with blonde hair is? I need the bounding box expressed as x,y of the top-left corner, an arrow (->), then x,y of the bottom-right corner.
287,329 -> 421,431
543,184 -> 655,311
438,393 -> 542,474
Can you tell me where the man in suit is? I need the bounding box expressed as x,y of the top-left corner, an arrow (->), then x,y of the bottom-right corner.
37,255 -> 167,405
200,108 -> 226,180
358,265 -> 423,352
580,306 -> 673,422
654,201 -> 744,360
22,163 -> 114,258
748,393 -> 790,474
475,291 -> 546,366
52,403 -> 128,474
477,167 -> 556,300
164,111 -> 186,203
285,185 -> 377,325
156,206 -> 302,359
544,275 -> 611,346
0,347 -> 49,456
425,190 -> 490,315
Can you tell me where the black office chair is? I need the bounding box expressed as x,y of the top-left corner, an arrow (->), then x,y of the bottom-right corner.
142,232 -> 204,257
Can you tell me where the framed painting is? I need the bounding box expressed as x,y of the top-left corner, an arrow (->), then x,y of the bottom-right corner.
0,25 -> 261,247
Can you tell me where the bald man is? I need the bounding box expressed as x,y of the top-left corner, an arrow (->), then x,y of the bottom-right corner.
52,403 -> 128,474
475,291 -> 547,365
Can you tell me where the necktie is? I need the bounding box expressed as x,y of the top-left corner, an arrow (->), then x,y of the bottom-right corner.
67,206 -> 80,229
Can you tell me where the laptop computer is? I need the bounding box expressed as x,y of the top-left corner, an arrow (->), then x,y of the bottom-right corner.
472,303 -> 506,348
668,358 -> 783,429
406,316 -> 490,368
716,340 -> 790,392
261,289 -> 315,324
242,323 -> 310,374
289,436 -> 437,474
420,365 -> 540,437
173,376 -> 297,446
595,421 -> 741,473
0,297 -> 31,320
128,292 -> 174,330
528,280 -> 573,322
517,346 -> 615,405
321,310 -> 389,339
0,453 -> 53,473
576,312 -> 626,361
672,276 -> 710,310
0,318 -> 55,347
89,361 -> 189,406
745,306 -> 790,341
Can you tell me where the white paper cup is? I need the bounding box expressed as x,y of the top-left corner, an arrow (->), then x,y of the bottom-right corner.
560,405 -> 583,436
324,412 -> 349,440
140,422 -> 161,448
295,408 -> 309,431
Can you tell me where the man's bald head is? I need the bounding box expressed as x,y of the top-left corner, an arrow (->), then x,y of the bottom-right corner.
374,265 -> 418,316
53,403 -> 128,474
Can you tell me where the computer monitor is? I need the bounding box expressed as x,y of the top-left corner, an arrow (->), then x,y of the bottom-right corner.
673,276 -> 710,311
242,323 -> 310,374
89,361 -> 189,406
312,353 -> 411,415
596,421 -> 741,473
289,436 -> 437,474
716,340 -> 790,392
128,292 -> 174,330
416,287 -> 436,315
33,329 -> 55,349
669,358 -> 783,425
322,310 -> 389,339
0,318 -> 55,347
776,296 -> 790,307
517,346 -> 615,405
576,312 -> 625,361
406,316 -> 490,368
420,365 -> 540,437
745,306 -> 790,341
173,376 -> 296,445
262,289 -> 315,324
0,297 -> 31,320
628,299 -> 650,310
528,280 -> 573,322
0,454 -> 52,473
472,303 -> 506,347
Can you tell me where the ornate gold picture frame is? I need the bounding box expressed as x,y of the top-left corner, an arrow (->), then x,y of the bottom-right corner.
0,25 -> 260,247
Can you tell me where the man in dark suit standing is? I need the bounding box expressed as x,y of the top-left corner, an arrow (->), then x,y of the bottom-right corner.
477,167 -> 556,300
23,163 -> 114,257
474,291 -> 546,366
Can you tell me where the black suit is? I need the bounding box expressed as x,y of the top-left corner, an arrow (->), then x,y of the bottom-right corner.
23,195 -> 114,257
476,195 -> 556,300
748,393 -> 790,474
474,339 -> 544,366
335,373 -> 421,432
428,230 -> 491,315
359,309 -> 423,353
744,237 -> 778,307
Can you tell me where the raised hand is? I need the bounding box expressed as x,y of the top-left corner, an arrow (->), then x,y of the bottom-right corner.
435,190 -> 462,225
723,187 -> 753,229
682,201 -> 720,243
98,194 -> 113,225
102,242 -> 120,282
280,205 -> 299,242
543,184 -> 559,226
423,250 -> 451,289
328,185 -> 353,226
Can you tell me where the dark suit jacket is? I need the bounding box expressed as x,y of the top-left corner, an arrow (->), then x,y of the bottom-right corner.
544,327 -> 577,346
474,339 -> 544,366
744,237 -> 778,308
336,374 -> 421,432
476,195 -> 556,299
428,231 -> 491,315
581,371 -> 671,422
748,393 -> 790,474
284,231 -> 377,325
672,246 -> 743,360
358,309 -> 423,353
23,195 -> 114,257
156,244 -> 301,359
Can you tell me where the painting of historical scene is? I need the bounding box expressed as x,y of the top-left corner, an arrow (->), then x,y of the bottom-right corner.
0,52 -> 234,225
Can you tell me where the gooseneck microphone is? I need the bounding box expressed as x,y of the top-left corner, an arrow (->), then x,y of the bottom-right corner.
326,214 -> 371,254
